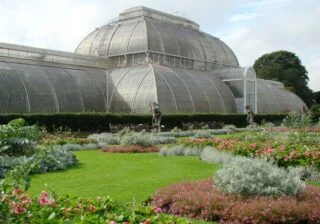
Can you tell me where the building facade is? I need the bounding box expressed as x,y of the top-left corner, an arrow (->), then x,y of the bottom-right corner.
0,6 -> 306,114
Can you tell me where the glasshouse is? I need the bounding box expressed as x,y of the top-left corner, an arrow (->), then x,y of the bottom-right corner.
0,6 -> 306,114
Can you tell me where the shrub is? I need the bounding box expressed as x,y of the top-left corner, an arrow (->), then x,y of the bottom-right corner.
293,165 -> 320,182
64,143 -> 99,151
120,132 -> 153,147
101,145 -> 159,153
193,130 -> 212,139
0,113 -> 287,132
208,129 -> 233,135
282,111 -> 311,128
0,155 -> 31,179
150,136 -> 177,144
200,147 -> 234,164
159,145 -> 202,156
223,124 -> 237,131
87,133 -> 120,145
8,118 -> 26,128
157,131 -> 194,138
34,148 -> 78,173
0,122 -> 41,156
153,179 -> 320,223
215,157 -> 305,196
310,103 -> 320,123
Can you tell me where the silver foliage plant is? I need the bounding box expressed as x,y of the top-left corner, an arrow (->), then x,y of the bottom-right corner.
87,133 -> 120,145
215,157 -> 305,196
88,132 -> 176,147
120,132 -> 153,147
159,145 -> 202,156
200,147 -> 234,165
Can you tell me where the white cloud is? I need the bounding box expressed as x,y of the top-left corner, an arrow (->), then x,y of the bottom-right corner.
305,56 -> 320,92
229,13 -> 258,22
221,0 -> 320,91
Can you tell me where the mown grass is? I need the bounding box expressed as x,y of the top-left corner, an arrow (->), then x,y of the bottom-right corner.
29,151 -> 219,203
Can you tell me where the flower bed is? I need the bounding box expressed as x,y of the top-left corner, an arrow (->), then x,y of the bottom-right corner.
181,130 -> 320,170
101,145 -> 159,153
153,179 -> 320,223
0,189 -> 189,224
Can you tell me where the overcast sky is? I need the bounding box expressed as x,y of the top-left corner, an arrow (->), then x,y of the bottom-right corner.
0,0 -> 319,91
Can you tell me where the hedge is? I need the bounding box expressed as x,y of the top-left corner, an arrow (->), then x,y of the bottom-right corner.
0,113 -> 287,132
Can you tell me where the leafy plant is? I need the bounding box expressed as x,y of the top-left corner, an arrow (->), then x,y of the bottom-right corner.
153,179 -> 320,223
215,157 -> 305,196
0,120 -> 41,156
120,131 -> 153,147
88,133 -> 120,145
159,145 -> 202,156
0,190 -> 190,224
282,112 -> 311,128
200,147 -> 234,164
193,130 -> 212,139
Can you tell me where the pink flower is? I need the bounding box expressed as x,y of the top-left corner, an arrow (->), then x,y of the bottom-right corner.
22,197 -> 32,205
153,207 -> 163,213
264,148 -> 273,155
290,150 -> 296,157
40,191 -> 49,198
39,197 -> 49,205
65,207 -> 72,213
39,191 -> 54,206
12,188 -> 23,196
142,219 -> 151,224
11,205 -> 27,214
284,156 -> 290,161
250,143 -> 257,149
88,205 -> 96,213
9,201 -> 27,214
110,221 -> 116,224
304,151 -> 311,158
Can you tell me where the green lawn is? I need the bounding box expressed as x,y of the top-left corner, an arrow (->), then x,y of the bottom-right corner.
28,151 -> 219,203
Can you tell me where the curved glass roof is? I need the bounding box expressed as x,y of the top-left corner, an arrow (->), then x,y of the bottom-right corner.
107,64 -> 237,113
75,7 -> 239,67
0,61 -> 107,113
257,79 -> 306,114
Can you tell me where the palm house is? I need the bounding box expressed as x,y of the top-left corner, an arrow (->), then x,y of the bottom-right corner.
0,6 -> 306,114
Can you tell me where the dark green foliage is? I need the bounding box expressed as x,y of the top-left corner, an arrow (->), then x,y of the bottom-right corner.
0,119 -> 41,157
8,118 -> 26,128
310,104 -> 320,123
253,50 -> 313,106
0,113 -> 287,132
314,91 -> 320,104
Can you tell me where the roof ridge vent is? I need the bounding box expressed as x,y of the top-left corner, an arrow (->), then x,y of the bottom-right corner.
119,6 -> 199,30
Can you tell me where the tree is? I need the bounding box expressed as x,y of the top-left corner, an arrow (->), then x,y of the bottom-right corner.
253,51 -> 314,106
314,91 -> 320,104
